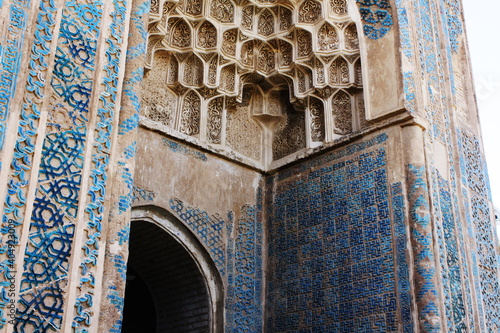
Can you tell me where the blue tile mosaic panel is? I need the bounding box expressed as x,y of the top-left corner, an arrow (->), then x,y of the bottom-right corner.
170,198 -> 226,274
170,197 -> 263,333
226,204 -> 263,333
461,187 -> 486,330
458,129 -> 500,332
15,281 -> 67,332
441,0 -> 462,54
0,1 -> 30,152
391,183 -> 413,333
0,0 -> 58,329
433,171 -> 466,331
399,0 -> 499,329
355,0 -> 394,40
13,2 -> 103,330
71,1 -> 132,330
267,133 -> 411,332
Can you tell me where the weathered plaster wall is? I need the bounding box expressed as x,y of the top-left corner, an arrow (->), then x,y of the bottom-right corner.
133,127 -> 265,332
134,127 -> 261,214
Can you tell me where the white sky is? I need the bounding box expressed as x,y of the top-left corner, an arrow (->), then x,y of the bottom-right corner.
462,0 -> 500,205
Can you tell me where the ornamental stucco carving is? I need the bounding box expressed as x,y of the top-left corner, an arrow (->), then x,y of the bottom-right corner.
143,0 -> 365,166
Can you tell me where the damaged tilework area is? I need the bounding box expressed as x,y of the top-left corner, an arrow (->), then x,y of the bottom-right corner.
170,199 -> 263,333
356,0 -> 394,39
162,137 -> 208,162
170,198 -> 226,275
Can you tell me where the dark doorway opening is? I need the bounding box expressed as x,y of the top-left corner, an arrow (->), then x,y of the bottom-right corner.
122,221 -> 211,333
122,267 -> 156,332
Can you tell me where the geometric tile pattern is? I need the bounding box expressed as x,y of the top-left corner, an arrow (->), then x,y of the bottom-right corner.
0,4 -> 29,152
400,0 -> 500,328
458,130 -> 491,198
412,0 -> 442,130
267,134 -> 410,332
441,0 -> 463,54
169,198 -> 263,333
94,2 -> 149,331
1,1 -> 497,333
38,128 -> 86,181
395,0 -> 417,119
435,171 -> 467,331
459,130 -> 500,332
39,174 -> 82,218
391,183 -> 413,333
131,185 -> 156,203
170,198 -> 226,275
461,187 -> 486,331
51,48 -> 92,126
227,204 -> 262,333
355,0 -> 394,39
21,224 -> 75,293
14,2 -> 102,331
406,0 -> 498,329
15,281 -> 66,333
72,0 -> 129,329
0,1 -> 59,329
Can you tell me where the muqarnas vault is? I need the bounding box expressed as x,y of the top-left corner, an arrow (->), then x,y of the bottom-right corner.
0,0 -> 499,332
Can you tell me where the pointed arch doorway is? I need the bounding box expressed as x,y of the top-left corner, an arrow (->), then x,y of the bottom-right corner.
122,207 -> 224,332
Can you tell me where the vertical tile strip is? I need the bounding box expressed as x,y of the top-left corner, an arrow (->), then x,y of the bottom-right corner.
0,0 -> 57,329
96,0 -> 148,331
14,2 -> 103,331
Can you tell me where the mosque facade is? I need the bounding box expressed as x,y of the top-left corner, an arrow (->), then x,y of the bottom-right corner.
0,0 -> 499,332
